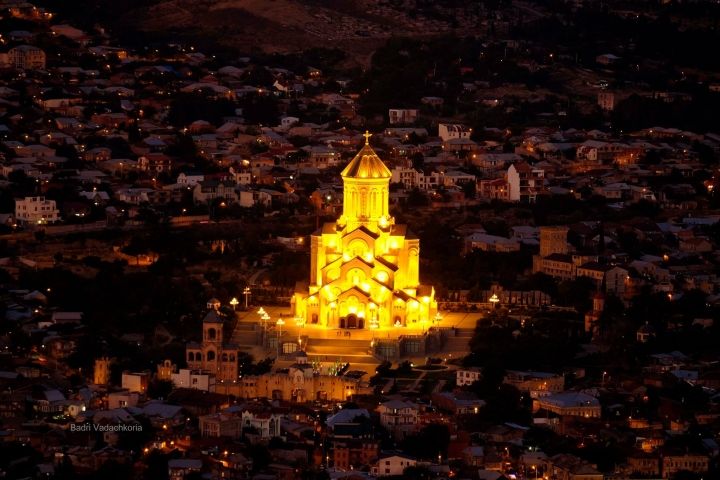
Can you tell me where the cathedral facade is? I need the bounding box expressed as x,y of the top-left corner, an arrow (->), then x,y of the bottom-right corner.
292,134 -> 437,331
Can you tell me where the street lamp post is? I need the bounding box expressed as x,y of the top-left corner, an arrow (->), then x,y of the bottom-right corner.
262,313 -> 270,339
489,293 -> 500,310
229,297 -> 239,311
276,318 -> 285,357
243,286 -> 251,308
295,316 -> 305,348
258,309 -> 269,346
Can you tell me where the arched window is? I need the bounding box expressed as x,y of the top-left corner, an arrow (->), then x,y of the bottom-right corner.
348,268 -> 365,286
348,239 -> 368,258
206,328 -> 216,341
188,352 -> 195,362
206,350 -> 216,361
221,353 -> 228,362
196,352 -> 203,362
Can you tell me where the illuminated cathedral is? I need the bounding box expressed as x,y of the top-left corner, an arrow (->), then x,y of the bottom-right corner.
292,133 -> 437,332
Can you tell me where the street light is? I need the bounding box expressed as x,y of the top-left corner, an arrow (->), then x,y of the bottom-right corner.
434,311 -> 442,326
229,297 -> 239,311
489,293 -> 500,309
295,316 -> 305,346
260,311 -> 270,346
243,286 -> 251,308
276,318 -> 285,357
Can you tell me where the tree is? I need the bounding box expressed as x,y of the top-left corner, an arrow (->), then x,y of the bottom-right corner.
403,465 -> 432,480
411,152 -> 424,171
400,424 -> 450,460
461,180 -> 476,199
90,460 -> 133,480
407,188 -> 429,207
148,379 -> 174,399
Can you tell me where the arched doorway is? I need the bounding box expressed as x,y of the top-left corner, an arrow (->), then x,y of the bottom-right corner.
346,314 -> 358,329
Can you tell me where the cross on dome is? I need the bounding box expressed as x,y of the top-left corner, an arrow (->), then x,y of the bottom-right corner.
363,130 -> 372,145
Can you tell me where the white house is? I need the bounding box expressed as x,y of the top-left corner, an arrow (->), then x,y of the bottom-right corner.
241,409 -> 282,438
170,369 -> 215,391
193,180 -> 238,204
177,172 -> 205,187
238,190 -> 272,208
389,109 -> 419,125
391,166 -> 421,188
229,167 -> 252,185
121,372 -> 149,394
108,390 -> 140,409
372,454 -> 417,477
456,368 -> 482,386
438,123 -> 471,142
507,163 -> 544,202
377,400 -> 419,438
15,196 -> 59,225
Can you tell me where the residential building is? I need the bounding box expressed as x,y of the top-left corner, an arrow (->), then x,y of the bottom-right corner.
168,459 -> 202,480
371,454 -> 417,477
389,109 -> 419,125
661,452 -> 709,479
377,400 -> 419,438
456,368 -> 482,387
8,45 -> 46,69
170,369 -> 216,391
333,440 -> 379,471
238,189 -> 272,208
598,91 -> 615,111
548,454 -> 603,480
108,390 -> 140,409
199,412 -> 242,438
240,408 -> 282,439
438,123 -> 472,142
121,372 -> 149,394
193,180 -> 238,204
504,370 -> 565,398
536,392 -> 601,418
15,196 -> 60,225
507,162 -> 544,202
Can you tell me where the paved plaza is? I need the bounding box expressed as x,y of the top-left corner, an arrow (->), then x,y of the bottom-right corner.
231,305 -> 481,375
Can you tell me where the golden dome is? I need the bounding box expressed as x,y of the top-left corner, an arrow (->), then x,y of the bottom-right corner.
341,132 -> 392,179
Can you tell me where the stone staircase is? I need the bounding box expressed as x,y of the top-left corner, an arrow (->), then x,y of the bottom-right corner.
441,327 -> 474,356
303,337 -> 379,371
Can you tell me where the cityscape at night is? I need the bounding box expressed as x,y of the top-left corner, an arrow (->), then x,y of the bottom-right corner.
0,0 -> 720,479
